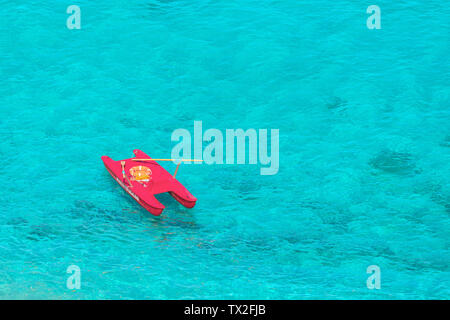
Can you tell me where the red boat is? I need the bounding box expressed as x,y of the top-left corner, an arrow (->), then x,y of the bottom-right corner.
101,149 -> 197,216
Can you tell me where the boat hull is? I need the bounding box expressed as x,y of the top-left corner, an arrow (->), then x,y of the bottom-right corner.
102,150 -> 197,216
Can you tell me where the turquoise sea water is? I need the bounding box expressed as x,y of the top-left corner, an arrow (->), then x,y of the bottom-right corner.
0,1 -> 449,299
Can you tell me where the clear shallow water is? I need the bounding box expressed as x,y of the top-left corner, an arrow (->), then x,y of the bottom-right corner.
0,0 -> 449,299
